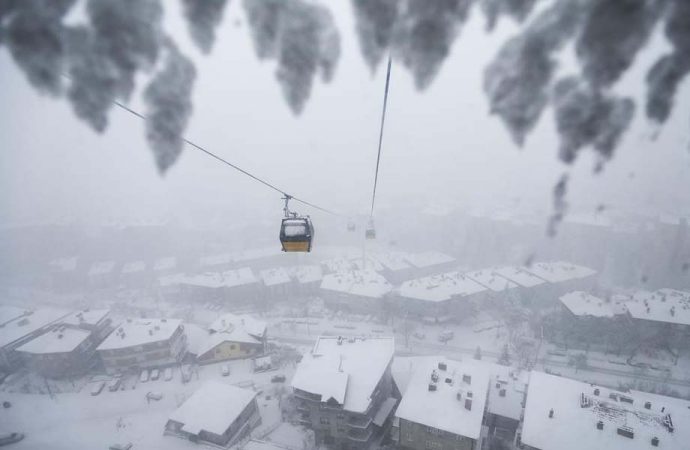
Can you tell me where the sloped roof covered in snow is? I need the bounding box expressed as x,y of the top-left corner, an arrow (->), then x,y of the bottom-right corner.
88,261 -> 116,276
197,329 -> 262,357
321,257 -> 355,273
372,251 -> 411,272
395,357 -> 490,440
291,336 -> 394,413
0,308 -> 71,348
0,305 -> 29,326
560,292 -> 626,318
16,326 -> 91,354
209,313 -> 266,338
525,262 -> 596,283
491,266 -> 546,288
398,272 -> 486,303
290,265 -> 323,284
404,251 -> 455,269
259,267 -> 291,286
233,247 -> 282,262
121,261 -> 146,274
62,309 -> 110,327
466,268 -> 518,292
199,253 -> 233,267
97,318 -> 182,350
351,256 -> 385,272
521,371 -> 690,450
625,289 -> 690,326
320,270 -> 393,299
168,381 -> 257,436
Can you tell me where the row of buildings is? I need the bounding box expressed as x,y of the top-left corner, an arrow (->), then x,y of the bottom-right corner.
288,336 -> 690,450
0,306 -> 267,378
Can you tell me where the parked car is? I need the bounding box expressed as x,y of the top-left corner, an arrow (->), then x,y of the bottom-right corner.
139,370 -> 149,383
271,374 -> 286,383
108,377 -> 122,392
91,381 -> 106,396
0,432 -> 24,446
221,364 -> 230,377
164,367 -> 173,381
146,391 -> 163,402
150,369 -> 160,381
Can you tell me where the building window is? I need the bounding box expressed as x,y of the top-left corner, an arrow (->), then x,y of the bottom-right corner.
319,417 -> 330,425
425,442 -> 441,450
337,413 -> 345,420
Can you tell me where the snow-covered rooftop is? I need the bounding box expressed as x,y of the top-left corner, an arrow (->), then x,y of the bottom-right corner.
88,261 -> 116,276
625,289 -> 690,326
371,251 -> 411,272
222,268 -> 258,288
168,381 -> 257,436
466,268 -> 519,292
97,318 -> 182,350
491,266 -> 546,288
521,371 -> 690,450
398,271 -> 486,303
16,326 -> 91,354
0,309 -> 71,348
197,328 -> 262,357
209,313 -> 266,338
153,256 -> 176,272
351,256 -> 385,272
0,305 -> 29,326
61,309 -> 110,327
290,265 -> 323,284
404,251 -> 456,269
179,268 -> 258,289
395,357 -> 490,440
486,366 -> 528,421
321,257 -> 355,273
243,440 -> 292,450
49,257 -> 77,272
259,267 -> 291,286
291,336 -> 395,413
199,253 -> 233,267
560,292 -> 627,318
121,261 -> 146,274
320,270 -> 393,299
233,247 -> 282,262
526,261 -> 597,283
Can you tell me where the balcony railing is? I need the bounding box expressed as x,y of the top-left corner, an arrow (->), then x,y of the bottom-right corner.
347,415 -> 372,429
347,428 -> 373,442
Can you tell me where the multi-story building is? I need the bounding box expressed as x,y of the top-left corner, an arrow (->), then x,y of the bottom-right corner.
195,314 -> 267,364
395,357 -> 491,450
16,309 -> 113,378
165,381 -> 261,447
320,270 -> 393,314
519,371 -> 690,450
96,318 -> 186,374
290,265 -> 323,296
291,336 -> 397,450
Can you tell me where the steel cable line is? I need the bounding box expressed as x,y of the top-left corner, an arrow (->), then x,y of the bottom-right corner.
112,101 -> 340,217
369,55 -> 393,217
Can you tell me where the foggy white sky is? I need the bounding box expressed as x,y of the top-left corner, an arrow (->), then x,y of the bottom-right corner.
1,0 -> 689,227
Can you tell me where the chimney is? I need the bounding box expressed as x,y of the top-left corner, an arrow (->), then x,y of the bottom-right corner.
548,409 -> 554,419
462,374 -> 472,385
596,421 -> 604,430
651,437 -> 659,447
593,388 -> 600,396
464,398 -> 472,411
428,383 -> 437,392
644,401 -> 651,410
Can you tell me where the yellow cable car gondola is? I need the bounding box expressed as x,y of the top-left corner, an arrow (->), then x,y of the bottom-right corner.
279,196 -> 314,252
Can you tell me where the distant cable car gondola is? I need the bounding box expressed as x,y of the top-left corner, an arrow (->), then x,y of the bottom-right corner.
365,218 -> 376,240
347,221 -> 356,232
279,196 -> 314,252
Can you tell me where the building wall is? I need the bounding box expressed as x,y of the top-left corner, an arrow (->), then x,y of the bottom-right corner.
198,341 -> 263,364
398,418 -> 476,450
99,326 -> 187,373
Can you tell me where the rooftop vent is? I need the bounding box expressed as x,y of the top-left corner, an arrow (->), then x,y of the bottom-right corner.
438,362 -> 447,371
464,398 -> 472,411
651,437 -> 659,447
445,378 -> 453,385
462,374 -> 472,385
496,382 -> 501,389
57,334 -> 63,339
596,421 -> 604,430
548,409 -> 554,419
609,393 -> 618,401
467,391 -> 473,399
161,318 -> 167,322
148,329 -> 153,336
620,396 -> 633,405
663,414 -> 674,433
431,370 -> 439,383
580,393 -> 592,408
499,389 -> 506,398
428,383 -> 437,392
617,426 -> 634,439
644,401 -> 652,410
593,388 -> 600,396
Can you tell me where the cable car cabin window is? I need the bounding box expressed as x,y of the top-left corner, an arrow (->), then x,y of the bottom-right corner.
284,222 -> 307,237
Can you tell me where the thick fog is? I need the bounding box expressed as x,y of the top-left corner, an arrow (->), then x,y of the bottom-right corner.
1,1 -> 690,450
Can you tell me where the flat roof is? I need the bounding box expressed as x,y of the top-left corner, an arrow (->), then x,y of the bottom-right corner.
121,261 -> 146,274
16,327 -> 91,354
398,271 -> 486,303
290,265 -> 323,284
521,371 -> 690,450
209,313 -> 266,338
49,257 -> 77,272
560,292 -> 627,318
291,336 -> 395,413
625,289 -> 690,326
0,309 -> 71,348
0,305 -> 29,326
395,357 -> 490,440
179,268 -> 258,289
153,256 -> 176,272
320,270 -> 392,299
259,267 -> 291,286
199,253 -> 233,267
97,318 -> 181,350
466,268 -> 518,292
88,261 -> 116,276
526,261 -> 596,283
371,251 -> 411,272
168,381 -> 257,436
492,266 -> 546,288
321,257 -> 355,273
62,309 -> 110,327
